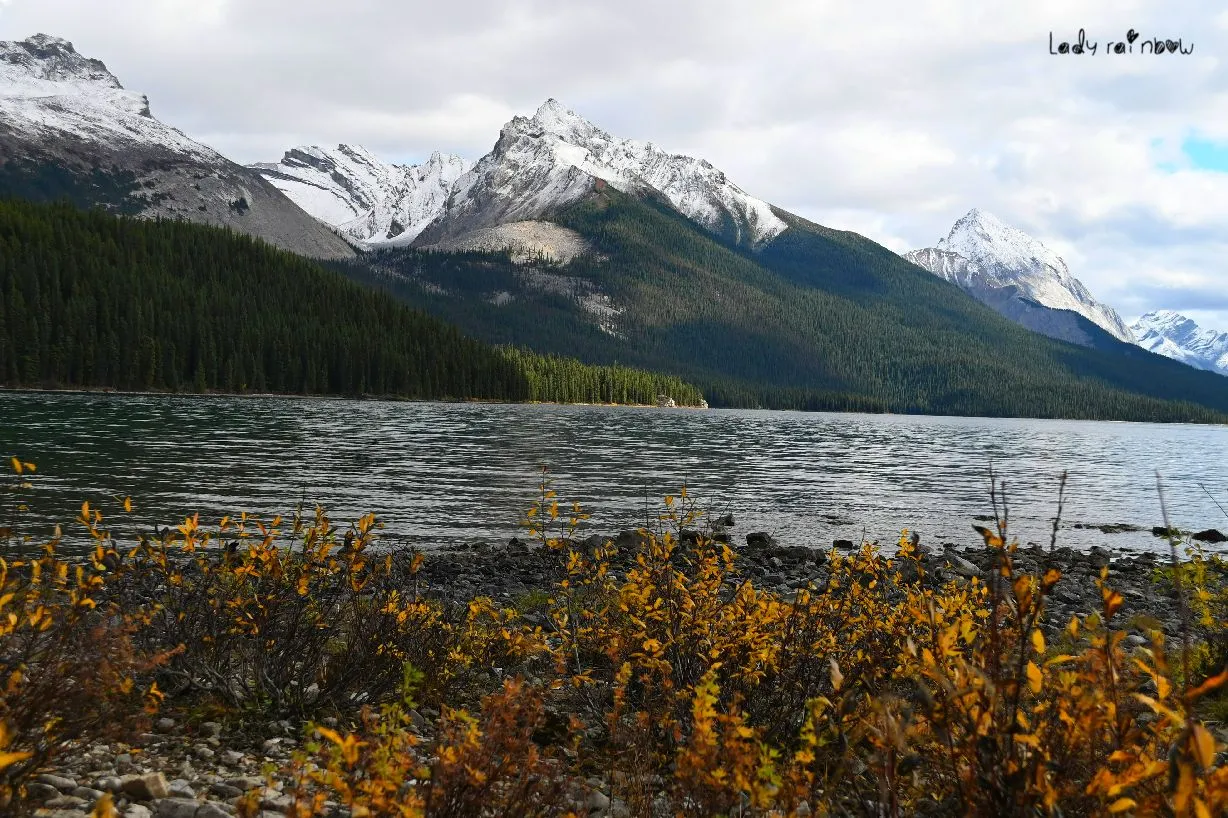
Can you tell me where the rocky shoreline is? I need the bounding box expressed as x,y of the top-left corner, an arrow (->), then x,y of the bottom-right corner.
420,527 -> 1199,639
28,525 -> 1220,818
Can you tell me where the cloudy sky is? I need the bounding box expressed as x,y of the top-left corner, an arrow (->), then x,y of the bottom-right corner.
3,0 -> 1227,329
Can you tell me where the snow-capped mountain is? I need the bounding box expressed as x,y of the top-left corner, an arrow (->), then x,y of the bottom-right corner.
253,146 -> 470,247
904,209 -> 1134,345
255,99 -> 788,251
0,34 -> 353,259
1131,311 -> 1228,376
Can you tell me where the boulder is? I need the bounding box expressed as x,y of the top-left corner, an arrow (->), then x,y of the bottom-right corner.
36,774 -> 80,793
1088,545 -> 1111,568
155,800 -> 201,818
614,529 -> 652,550
1193,528 -> 1227,543
746,532 -> 776,548
943,551 -> 980,579
121,772 -> 170,801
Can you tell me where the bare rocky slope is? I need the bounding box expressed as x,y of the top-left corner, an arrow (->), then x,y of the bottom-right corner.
0,34 -> 354,260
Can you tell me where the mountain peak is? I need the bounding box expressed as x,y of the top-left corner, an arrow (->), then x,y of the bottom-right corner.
910,210 -> 1135,343
526,97 -> 606,143
955,207 -> 1004,229
533,97 -> 569,119
0,33 -> 122,89
24,33 -> 73,49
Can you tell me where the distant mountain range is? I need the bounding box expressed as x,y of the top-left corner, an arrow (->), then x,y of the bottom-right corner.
252,146 -> 471,247
255,98 -> 788,253
4,32 -> 1228,420
1132,311 -> 1228,376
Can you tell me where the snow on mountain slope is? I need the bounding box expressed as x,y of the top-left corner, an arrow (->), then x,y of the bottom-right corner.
0,34 -> 354,259
1131,311 -> 1228,375
252,146 -> 470,247
904,209 -> 1134,343
258,99 -> 788,251
418,99 -> 788,247
0,33 -> 216,160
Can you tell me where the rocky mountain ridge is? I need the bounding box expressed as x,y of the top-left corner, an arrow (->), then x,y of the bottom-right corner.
1131,310 -> 1228,376
254,99 -> 788,252
0,34 -> 354,259
904,209 -> 1135,346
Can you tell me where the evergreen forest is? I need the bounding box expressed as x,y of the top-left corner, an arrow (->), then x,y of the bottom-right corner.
0,200 -> 704,406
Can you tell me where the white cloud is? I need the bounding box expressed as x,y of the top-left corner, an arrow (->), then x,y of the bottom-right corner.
3,0 -> 1227,329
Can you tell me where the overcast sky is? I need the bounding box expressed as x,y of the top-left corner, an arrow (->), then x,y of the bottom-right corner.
3,0 -> 1227,329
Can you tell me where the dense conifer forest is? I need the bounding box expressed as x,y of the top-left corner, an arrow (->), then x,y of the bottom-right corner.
348,188 -> 1228,423
0,200 -> 704,406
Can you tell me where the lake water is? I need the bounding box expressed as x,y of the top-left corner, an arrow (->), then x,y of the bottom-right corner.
1,392 -> 1226,555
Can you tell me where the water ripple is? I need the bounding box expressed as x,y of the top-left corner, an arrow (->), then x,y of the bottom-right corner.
1,394 -> 1226,554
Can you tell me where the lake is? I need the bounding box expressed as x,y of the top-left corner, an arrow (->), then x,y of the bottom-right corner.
1,392 -> 1226,555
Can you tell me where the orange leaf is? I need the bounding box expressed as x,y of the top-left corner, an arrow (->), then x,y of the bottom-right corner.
1186,668 -> 1228,703
1026,661 -> 1042,693
973,524 -> 1002,548
0,749 -> 32,770
1108,798 -> 1137,813
1031,629 -> 1045,655
1191,724 -> 1216,770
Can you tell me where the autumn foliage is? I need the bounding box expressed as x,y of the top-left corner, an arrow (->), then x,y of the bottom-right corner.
1,459 -> 1227,816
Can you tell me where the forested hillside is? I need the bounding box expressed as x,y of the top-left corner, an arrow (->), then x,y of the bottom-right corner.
0,200 -> 704,406
347,188 -> 1228,423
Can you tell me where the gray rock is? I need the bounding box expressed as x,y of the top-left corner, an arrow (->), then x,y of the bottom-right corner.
155,799 -> 202,818
208,782 -> 243,799
944,552 -> 980,578
95,776 -> 124,793
259,787 -> 291,810
588,789 -> 611,814
195,804 -> 234,818
155,717 -> 177,733
221,750 -> 245,766
198,722 -> 223,738
69,786 -> 105,803
124,806 -> 154,818
36,773 -> 80,792
224,776 -> 263,792
44,795 -> 90,809
746,532 -> 776,548
27,781 -> 61,801
168,778 -> 196,798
